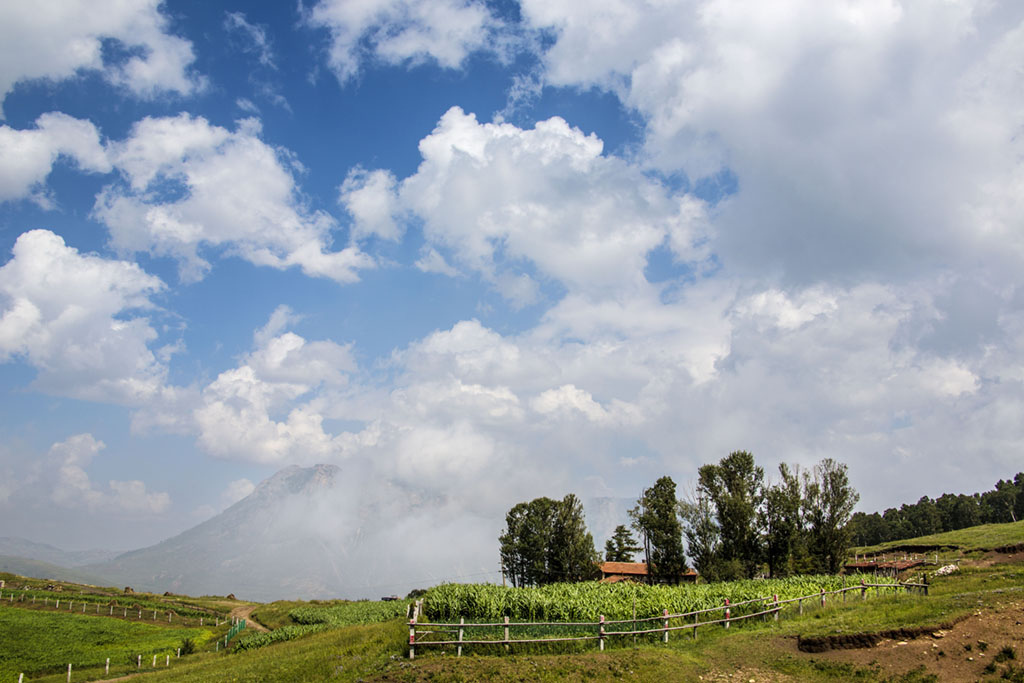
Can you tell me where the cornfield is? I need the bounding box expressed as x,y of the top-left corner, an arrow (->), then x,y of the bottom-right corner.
422,574 -> 869,623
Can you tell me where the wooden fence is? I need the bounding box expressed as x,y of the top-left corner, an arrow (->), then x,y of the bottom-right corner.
407,577 -> 929,659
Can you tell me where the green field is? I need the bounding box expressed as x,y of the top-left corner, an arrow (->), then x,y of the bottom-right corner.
0,606 -> 211,680
853,519 -> 1024,554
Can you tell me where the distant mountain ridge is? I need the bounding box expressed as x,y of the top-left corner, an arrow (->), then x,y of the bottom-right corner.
0,537 -> 120,567
83,464 -> 348,601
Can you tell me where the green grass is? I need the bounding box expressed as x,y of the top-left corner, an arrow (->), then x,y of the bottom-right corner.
853,520 -> 1024,555
0,605 -> 211,680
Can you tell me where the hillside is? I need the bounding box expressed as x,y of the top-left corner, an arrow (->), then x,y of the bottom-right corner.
0,538 -> 120,567
852,519 -> 1024,555
0,555 -> 109,586
83,465 -> 356,601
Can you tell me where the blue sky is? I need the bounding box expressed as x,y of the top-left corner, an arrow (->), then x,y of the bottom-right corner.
1,0 -> 1023,585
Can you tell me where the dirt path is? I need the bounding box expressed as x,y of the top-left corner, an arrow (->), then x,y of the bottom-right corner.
783,599 -> 1024,680
229,603 -> 268,632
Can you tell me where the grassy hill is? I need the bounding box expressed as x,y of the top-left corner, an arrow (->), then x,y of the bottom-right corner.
0,555 -> 110,586
4,519 -> 1024,682
852,519 -> 1024,555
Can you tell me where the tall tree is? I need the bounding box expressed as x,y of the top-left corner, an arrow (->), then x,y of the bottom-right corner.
604,524 -> 642,562
760,463 -> 804,578
550,493 -> 601,582
697,451 -> 764,579
630,476 -> 688,583
680,492 -> 721,579
803,458 -> 859,574
499,495 -> 598,586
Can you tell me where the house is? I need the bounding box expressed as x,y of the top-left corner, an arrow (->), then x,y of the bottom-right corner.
598,561 -> 698,584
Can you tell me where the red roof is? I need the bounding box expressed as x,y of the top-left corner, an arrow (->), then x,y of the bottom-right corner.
600,562 -> 649,576
599,562 -> 698,577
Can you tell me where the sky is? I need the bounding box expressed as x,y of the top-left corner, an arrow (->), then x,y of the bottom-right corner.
1,0 -> 1023,582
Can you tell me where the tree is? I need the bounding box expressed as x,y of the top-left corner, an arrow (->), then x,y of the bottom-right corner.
803,458 -> 859,574
760,463 -> 804,578
499,494 -> 599,586
697,451 -> 764,579
680,492 -> 720,579
604,524 -> 642,562
550,494 -> 601,582
630,476 -> 688,583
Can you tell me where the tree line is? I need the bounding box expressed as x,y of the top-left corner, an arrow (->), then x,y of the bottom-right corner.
498,451 -> 860,586
848,472 -> 1023,546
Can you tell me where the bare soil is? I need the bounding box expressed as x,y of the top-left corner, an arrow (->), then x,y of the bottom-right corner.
781,599 -> 1024,680
229,603 -> 268,632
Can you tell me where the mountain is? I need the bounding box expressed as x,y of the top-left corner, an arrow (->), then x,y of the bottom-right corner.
0,537 -> 120,567
84,464 -> 359,601
0,555 -> 110,586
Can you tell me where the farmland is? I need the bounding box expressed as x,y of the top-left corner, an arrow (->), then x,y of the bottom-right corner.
1,520 -> 1023,681
0,607 -> 209,680
421,573 -> 872,622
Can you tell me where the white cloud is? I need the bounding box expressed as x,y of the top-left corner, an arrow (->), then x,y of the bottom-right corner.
192,308 -> 357,463
0,230 -> 167,403
518,0 -> 1024,284
0,0 -> 200,113
307,0 -> 500,83
49,434 -> 170,514
0,113 -> 110,205
224,12 -> 276,68
94,113 -> 374,283
339,167 -> 401,241
365,107 -> 711,301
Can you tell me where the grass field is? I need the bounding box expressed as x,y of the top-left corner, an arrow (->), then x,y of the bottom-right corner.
853,520 -> 1024,555
0,606 -> 211,681
3,520 -> 1022,682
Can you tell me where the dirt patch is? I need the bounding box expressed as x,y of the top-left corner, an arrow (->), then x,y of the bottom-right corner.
796,616 -> 970,653
787,601 -> 1024,680
229,603 -> 268,632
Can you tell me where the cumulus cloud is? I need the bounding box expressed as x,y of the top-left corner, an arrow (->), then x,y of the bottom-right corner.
50,434 -> 170,513
307,0 -> 502,83
94,113 -> 374,283
192,306 -> 357,463
0,230 -> 168,403
0,113 -> 110,205
352,107 -> 712,301
517,0 -> 1024,284
0,0 -> 200,113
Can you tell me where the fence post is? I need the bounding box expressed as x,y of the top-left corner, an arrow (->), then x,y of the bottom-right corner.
599,615 -> 605,651
725,599 -> 731,628
137,655 -> 141,669
692,611 -> 697,640
408,614 -> 416,659
105,658 -> 109,675
842,575 -> 846,603
774,594 -> 779,621
504,616 -> 510,652
798,597 -> 803,615
861,578 -> 866,600
924,573 -> 929,597
663,608 -> 669,643
820,588 -> 825,609
166,655 -> 170,667
457,617 -> 464,658
67,663 -> 71,682
152,654 -> 157,667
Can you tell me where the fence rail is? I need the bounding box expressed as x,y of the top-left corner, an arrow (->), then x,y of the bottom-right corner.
408,577 -> 930,658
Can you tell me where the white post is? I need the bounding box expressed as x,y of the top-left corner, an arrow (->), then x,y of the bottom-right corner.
137,655 -> 141,669
152,654 -> 157,667
725,598 -> 731,628
663,608 -> 669,643
177,648 -> 181,658
457,617 -> 464,657
106,658 -> 110,675
599,615 -> 605,651
67,662 -> 71,682
504,616 -> 510,652
200,617 -> 203,626
20,673 -> 25,682
153,609 -> 156,620
56,599 -> 60,608
168,612 -> 171,622
166,655 -> 170,667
